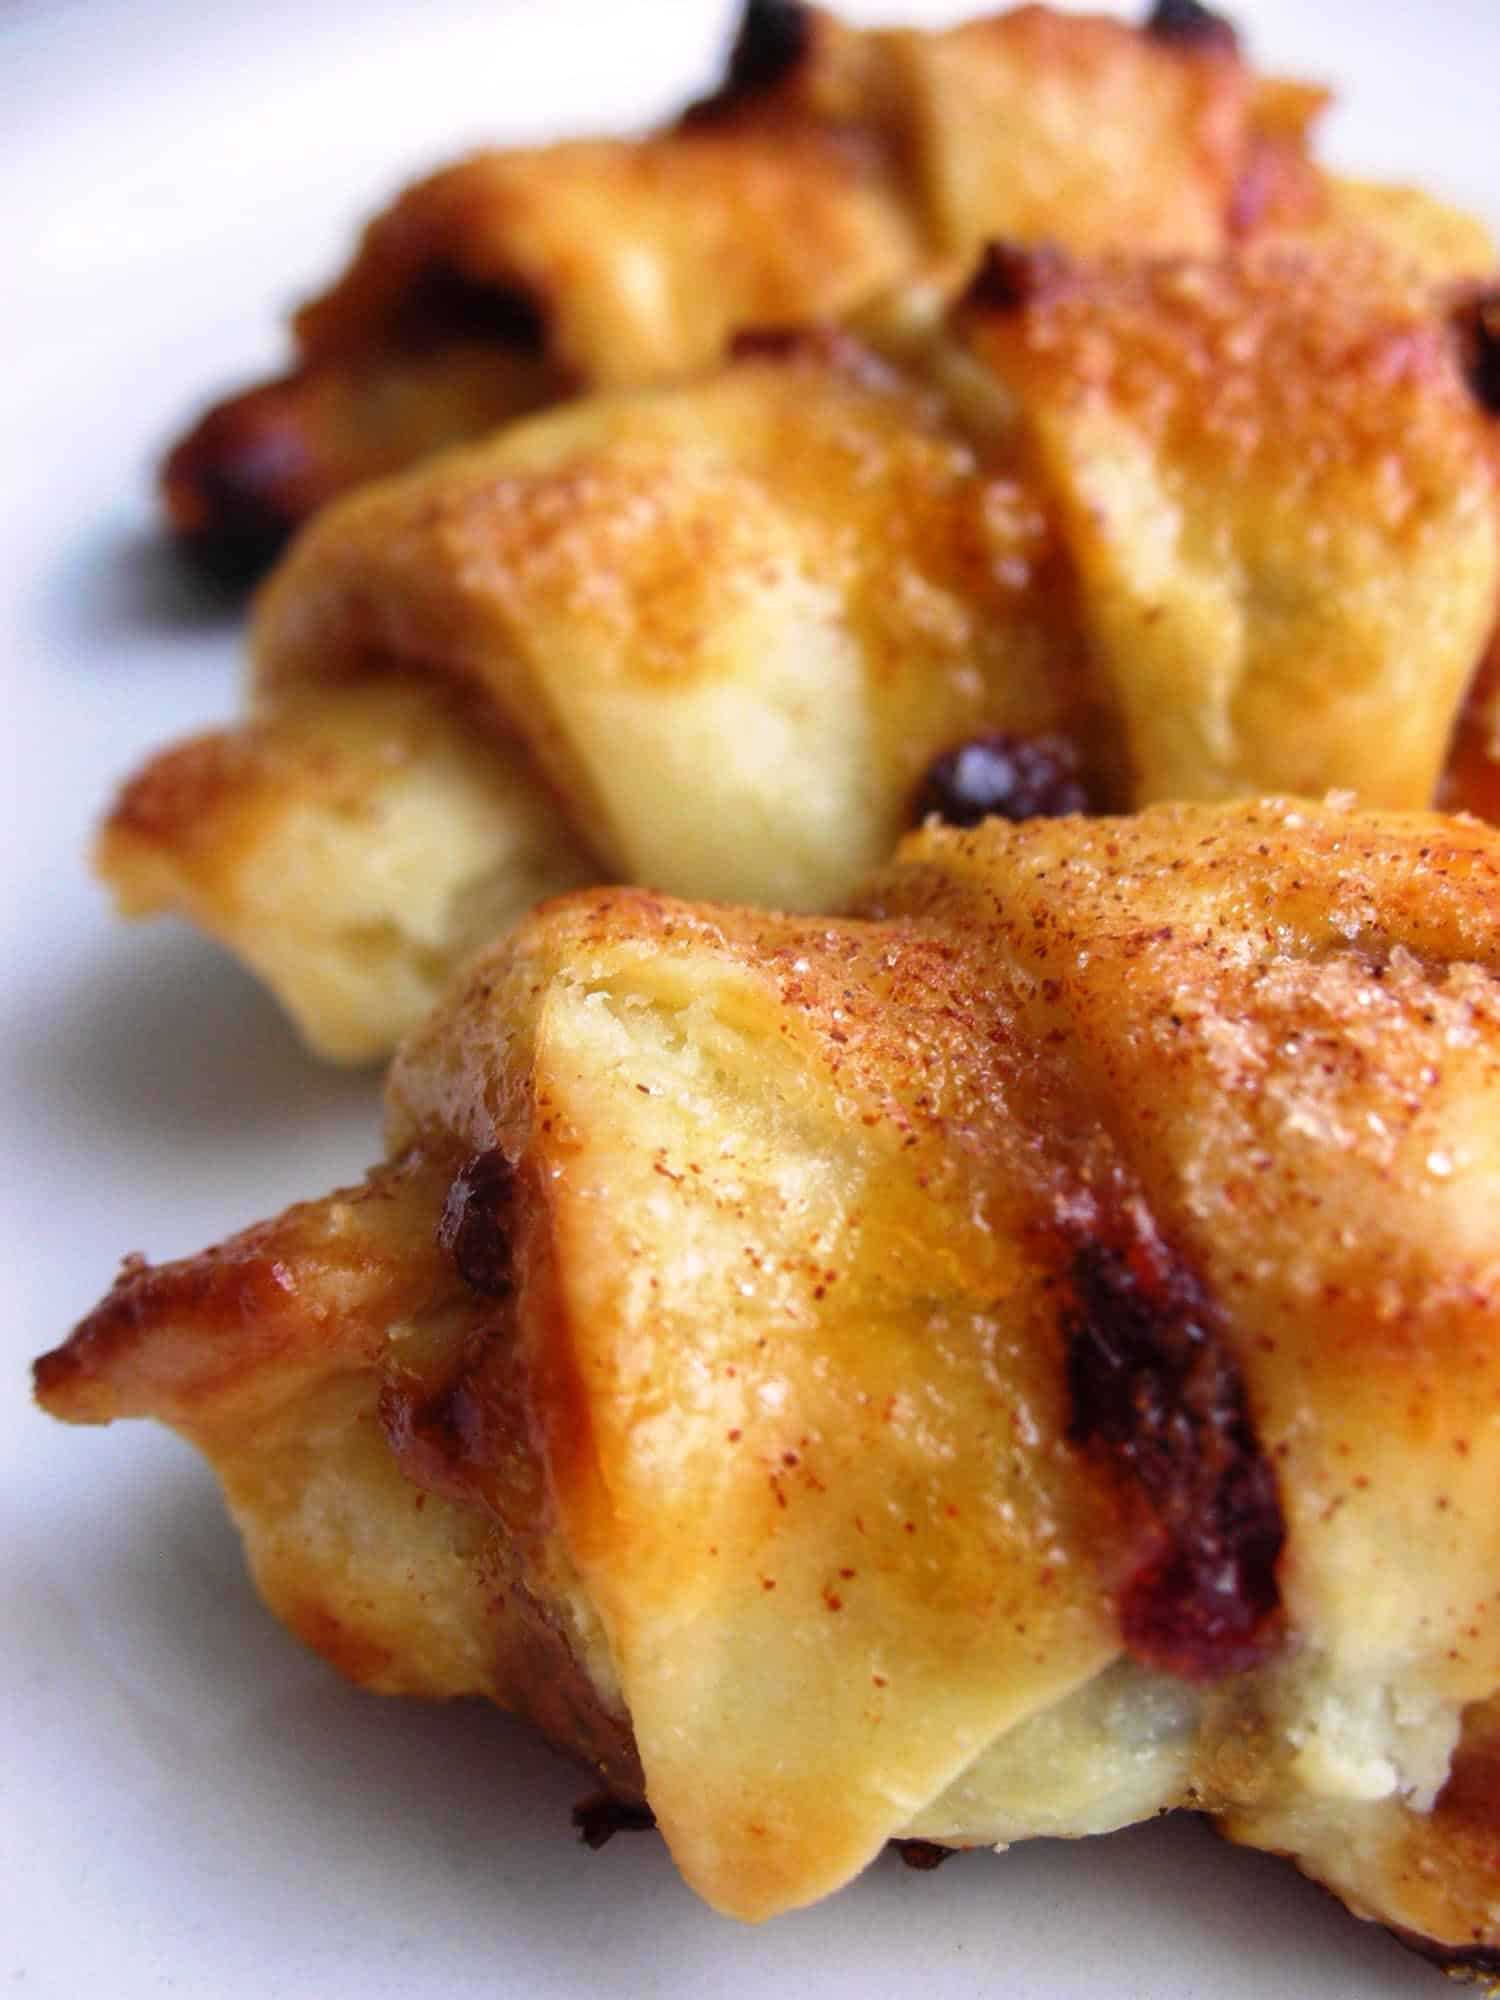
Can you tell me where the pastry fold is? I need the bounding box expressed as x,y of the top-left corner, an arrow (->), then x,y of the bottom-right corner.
37,798 -> 1500,1965
161,0 -> 1354,579
105,235 -> 1500,1058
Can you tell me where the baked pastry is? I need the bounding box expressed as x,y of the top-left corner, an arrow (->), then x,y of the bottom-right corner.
104,233 -> 1500,1059
35,798 -> 1500,1977
159,0 -> 1357,582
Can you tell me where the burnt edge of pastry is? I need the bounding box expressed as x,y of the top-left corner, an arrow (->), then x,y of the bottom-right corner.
1390,1928 -> 1500,1990
956,240 -> 1073,317
570,1811 -> 965,1871
1061,1207 -> 1285,1680
573,1792 -> 658,1849
438,1148 -> 519,1298
1143,0 -> 1240,56
911,732 -> 1091,828
1451,289 -> 1500,418
682,0 -> 814,123
891,1839 -> 957,1872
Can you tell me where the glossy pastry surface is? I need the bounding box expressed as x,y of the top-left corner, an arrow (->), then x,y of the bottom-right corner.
38,799 -> 1500,1967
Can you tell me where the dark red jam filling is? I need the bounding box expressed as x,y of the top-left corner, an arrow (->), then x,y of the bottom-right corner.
438,1147 -> 518,1298
1062,1218 -> 1284,1680
573,1793 -> 658,1849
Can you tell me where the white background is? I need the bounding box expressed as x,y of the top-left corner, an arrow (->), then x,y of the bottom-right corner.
3,2 -> 1497,1992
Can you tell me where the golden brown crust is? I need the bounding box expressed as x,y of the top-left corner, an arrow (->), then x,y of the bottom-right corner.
107,330 -> 1084,1065
1229,76 -> 1332,238
41,798 -> 1500,1945
96,677 -> 602,1063
245,339 -> 1082,874
164,1 -> 1329,580
38,1142 -> 640,1787
36,1147 -> 458,1432
884,3 -> 1252,260
107,226 -> 1500,1063
1392,1698 -> 1500,1971
951,236 -> 1500,809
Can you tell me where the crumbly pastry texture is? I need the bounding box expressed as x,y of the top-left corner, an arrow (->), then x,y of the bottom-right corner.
104,226 -> 1500,1059
36,801 -> 1500,1976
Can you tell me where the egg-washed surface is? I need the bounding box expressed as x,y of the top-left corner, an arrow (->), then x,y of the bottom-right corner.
102,225 -> 1500,1061
163,0 -> 1340,581
38,800 -> 1500,1966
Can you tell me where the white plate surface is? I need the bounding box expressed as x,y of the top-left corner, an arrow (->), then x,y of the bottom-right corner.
4,3 -> 1497,1994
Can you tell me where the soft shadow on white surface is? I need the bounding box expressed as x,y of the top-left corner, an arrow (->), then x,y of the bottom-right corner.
9,925 -> 376,1149
47,528 -> 247,648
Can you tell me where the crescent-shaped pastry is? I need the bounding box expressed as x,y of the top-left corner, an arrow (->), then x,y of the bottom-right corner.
160,0 -> 1364,581
35,798 -> 1500,1979
103,235 -> 1500,1058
